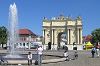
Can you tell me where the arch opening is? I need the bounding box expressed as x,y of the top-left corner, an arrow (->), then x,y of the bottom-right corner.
57,32 -> 67,49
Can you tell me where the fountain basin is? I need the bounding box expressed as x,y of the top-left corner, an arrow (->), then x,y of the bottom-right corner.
0,53 -> 64,65
6,58 -> 66,65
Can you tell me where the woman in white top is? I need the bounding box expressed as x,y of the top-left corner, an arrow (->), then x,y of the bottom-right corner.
37,46 -> 43,66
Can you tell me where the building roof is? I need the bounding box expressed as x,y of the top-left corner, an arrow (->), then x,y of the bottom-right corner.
19,29 -> 37,36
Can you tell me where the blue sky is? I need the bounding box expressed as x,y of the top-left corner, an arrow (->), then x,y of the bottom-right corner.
0,0 -> 100,36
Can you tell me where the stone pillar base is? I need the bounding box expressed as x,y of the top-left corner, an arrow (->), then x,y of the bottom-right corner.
42,44 -> 83,50
66,45 -> 83,50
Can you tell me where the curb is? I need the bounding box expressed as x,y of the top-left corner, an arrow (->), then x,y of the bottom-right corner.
7,58 -> 66,65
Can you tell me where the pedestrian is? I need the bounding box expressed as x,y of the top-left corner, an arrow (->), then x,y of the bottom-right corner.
28,52 -> 32,65
74,50 -> 78,59
96,47 -> 99,57
91,47 -> 96,58
64,46 -> 68,51
37,46 -> 43,66
63,50 -> 69,61
73,42 -> 77,50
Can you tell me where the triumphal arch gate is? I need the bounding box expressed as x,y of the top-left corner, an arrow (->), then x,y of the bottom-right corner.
42,15 -> 83,50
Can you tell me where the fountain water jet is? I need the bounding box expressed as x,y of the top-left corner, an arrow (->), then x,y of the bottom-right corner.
4,3 -> 22,58
0,3 -> 63,65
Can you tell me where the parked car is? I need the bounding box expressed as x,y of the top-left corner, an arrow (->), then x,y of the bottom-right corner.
31,42 -> 42,49
31,44 -> 39,49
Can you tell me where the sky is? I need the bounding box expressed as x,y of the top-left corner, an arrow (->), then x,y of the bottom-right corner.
0,0 -> 100,36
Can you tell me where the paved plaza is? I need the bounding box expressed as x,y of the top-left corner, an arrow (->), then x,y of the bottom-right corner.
42,50 -> 100,66
0,50 -> 100,66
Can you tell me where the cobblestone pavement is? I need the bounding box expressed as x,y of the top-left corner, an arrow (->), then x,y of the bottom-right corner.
41,50 -> 100,66
0,50 -> 100,66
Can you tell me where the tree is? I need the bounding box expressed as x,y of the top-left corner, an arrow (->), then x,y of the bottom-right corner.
0,26 -> 8,48
91,28 -> 100,45
85,35 -> 92,42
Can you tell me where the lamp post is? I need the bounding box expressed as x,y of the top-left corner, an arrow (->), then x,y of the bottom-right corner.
28,35 -> 31,49
75,22 -> 77,44
50,21 -> 52,50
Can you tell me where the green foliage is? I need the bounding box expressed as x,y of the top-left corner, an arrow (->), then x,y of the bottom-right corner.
0,26 -> 8,45
91,28 -> 100,44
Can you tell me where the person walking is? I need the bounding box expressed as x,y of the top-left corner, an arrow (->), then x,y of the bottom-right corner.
63,50 -> 69,61
74,50 -> 78,59
64,46 -> 68,51
37,46 -> 43,66
73,42 -> 77,50
91,47 -> 96,58
96,47 -> 99,57
28,52 -> 32,66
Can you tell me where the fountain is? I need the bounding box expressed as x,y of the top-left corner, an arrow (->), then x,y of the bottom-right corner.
4,3 -> 22,58
0,3 -> 64,65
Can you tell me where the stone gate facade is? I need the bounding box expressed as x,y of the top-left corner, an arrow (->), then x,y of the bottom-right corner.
42,15 -> 83,50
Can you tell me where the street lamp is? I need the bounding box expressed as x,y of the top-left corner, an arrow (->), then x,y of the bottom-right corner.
28,35 -> 31,49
